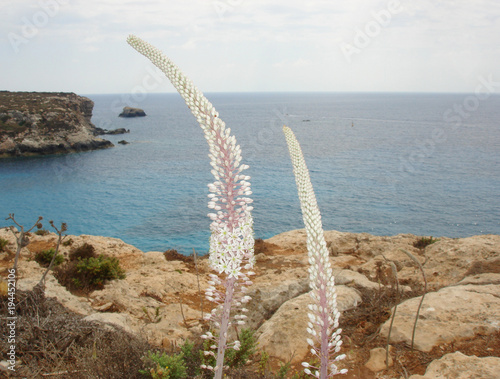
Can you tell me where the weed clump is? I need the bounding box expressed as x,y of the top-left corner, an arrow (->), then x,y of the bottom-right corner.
413,236 -> 439,249
34,248 -> 64,267
0,237 -> 8,252
140,350 -> 188,378
54,243 -> 125,293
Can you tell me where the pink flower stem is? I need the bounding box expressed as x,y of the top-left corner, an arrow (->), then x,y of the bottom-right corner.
214,276 -> 236,379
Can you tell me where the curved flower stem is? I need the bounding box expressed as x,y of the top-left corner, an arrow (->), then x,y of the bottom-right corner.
127,35 -> 255,379
282,126 -> 346,378
214,276 -> 236,379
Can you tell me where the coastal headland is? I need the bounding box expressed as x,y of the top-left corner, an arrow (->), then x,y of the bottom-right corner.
0,91 -> 113,158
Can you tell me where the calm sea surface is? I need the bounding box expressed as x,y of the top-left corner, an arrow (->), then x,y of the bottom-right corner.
1,92 -> 499,255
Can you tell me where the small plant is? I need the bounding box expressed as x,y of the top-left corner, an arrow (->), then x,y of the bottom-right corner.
0,237 -> 8,252
400,249 -> 428,350
70,242 -> 96,260
225,328 -> 257,368
35,248 -> 64,267
142,306 -> 162,324
62,238 -> 73,246
6,214 -> 43,271
55,245 -> 125,293
140,351 -> 187,379
75,255 -> 125,288
34,229 -> 50,236
179,339 -> 202,378
38,221 -> 68,288
413,236 -> 438,249
277,361 -> 292,379
258,350 -> 269,376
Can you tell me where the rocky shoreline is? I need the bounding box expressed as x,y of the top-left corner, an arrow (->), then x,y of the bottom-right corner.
0,228 -> 499,377
0,91 -> 113,158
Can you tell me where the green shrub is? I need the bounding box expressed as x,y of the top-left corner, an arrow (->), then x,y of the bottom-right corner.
140,351 -> 187,379
179,340 -> 202,378
54,244 -> 125,293
34,248 -> 64,267
62,238 -> 73,247
200,328 -> 257,373
0,237 -> 8,252
70,243 -> 95,260
75,255 -> 125,288
225,328 -> 257,368
413,236 -> 439,249
34,229 -> 50,236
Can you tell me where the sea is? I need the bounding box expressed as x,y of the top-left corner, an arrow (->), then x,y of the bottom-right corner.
1,92 -> 499,255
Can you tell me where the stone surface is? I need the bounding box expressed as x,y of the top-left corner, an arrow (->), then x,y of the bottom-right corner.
364,347 -> 393,372
0,91 -> 113,157
1,226 -> 499,375
83,312 -> 135,334
408,352 -> 500,379
256,286 -> 362,364
380,278 -> 500,352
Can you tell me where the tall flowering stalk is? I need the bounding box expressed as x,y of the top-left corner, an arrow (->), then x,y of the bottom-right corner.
127,35 -> 255,379
282,126 -> 347,378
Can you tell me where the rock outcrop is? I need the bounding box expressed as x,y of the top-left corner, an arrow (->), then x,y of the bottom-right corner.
408,352 -> 500,379
1,227 -> 499,376
94,127 -> 130,135
0,91 -> 113,157
379,274 -> 500,352
118,106 -> 146,117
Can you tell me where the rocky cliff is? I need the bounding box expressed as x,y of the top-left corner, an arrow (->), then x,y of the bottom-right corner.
0,91 -> 113,158
1,228 -> 499,377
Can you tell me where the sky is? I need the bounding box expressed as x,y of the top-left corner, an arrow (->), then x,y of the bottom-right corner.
1,0 -> 500,94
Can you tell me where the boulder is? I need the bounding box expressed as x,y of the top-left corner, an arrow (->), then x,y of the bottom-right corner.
408,352 -> 500,379
83,312 -> 135,334
256,286 -> 362,364
364,347 -> 393,372
380,274 -> 500,352
119,106 -> 146,117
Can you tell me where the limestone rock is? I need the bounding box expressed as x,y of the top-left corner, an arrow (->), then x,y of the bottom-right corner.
17,275 -> 93,315
380,279 -> 500,352
333,268 -> 382,291
267,229 -> 500,291
0,91 -> 113,158
408,352 -> 500,379
83,312 -> 135,334
119,106 -> 146,117
256,286 -> 361,364
243,277 -> 309,331
364,347 -> 393,372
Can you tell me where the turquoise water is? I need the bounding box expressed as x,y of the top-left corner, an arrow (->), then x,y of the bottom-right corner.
1,92 -> 499,255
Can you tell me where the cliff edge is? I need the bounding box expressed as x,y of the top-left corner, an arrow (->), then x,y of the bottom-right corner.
0,91 -> 113,158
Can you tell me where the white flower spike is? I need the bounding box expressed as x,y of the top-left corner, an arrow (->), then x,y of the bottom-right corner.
128,35 -> 254,379
283,126 -> 346,378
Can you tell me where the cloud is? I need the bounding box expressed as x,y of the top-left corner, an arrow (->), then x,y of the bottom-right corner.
1,0 -> 499,93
